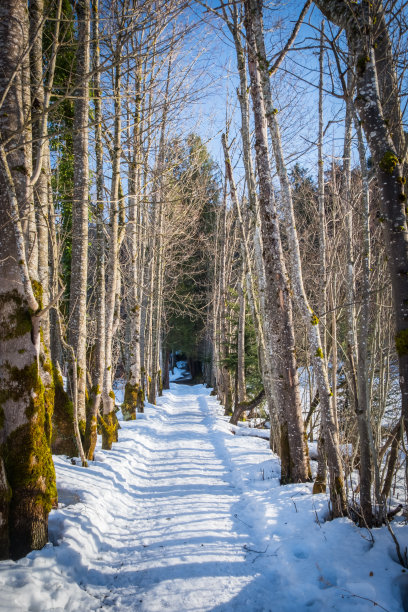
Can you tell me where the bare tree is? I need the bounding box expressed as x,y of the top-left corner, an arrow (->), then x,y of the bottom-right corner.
67,0 -> 91,442
313,0 -> 408,449
0,0 -> 56,560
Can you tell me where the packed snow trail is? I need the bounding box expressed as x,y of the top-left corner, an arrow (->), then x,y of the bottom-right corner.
0,382 -> 407,611
100,384 -> 274,611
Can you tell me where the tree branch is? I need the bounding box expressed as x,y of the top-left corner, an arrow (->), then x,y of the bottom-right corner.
269,0 -> 312,76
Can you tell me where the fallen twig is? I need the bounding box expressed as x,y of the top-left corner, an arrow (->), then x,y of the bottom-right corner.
234,513 -> 252,528
243,544 -> 268,554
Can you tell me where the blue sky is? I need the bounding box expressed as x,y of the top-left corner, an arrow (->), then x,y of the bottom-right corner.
172,0 -> 350,190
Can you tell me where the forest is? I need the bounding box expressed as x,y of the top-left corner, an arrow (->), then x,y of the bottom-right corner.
1,0 -> 408,609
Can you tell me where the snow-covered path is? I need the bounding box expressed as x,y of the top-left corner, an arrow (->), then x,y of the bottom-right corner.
105,385 -> 269,611
1,382 -> 407,611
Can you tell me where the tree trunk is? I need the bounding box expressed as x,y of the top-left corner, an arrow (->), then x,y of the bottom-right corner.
230,390 -> 265,426
314,0 -> 408,448
148,51 -> 173,405
101,58 -> 122,449
226,10 -> 277,436
244,5 -> 309,484
355,114 -> 384,523
163,350 -> 170,391
85,0 -> 105,459
247,0 -> 345,512
30,0 -> 50,346
340,87 -> 373,525
237,261 -> 246,405
0,0 -> 56,559
218,181 -> 233,415
123,58 -> 143,419
68,0 -> 91,437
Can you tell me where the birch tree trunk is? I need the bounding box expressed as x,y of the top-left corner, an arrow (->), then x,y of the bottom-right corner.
222,134 -> 270,421
0,0 -> 56,559
237,260 -> 246,405
148,49 -> 173,405
68,0 -> 91,436
139,52 -> 155,406
244,6 -> 310,484
211,210 -> 221,395
226,3 -> 289,454
340,90 -> 373,525
101,58 -> 123,449
85,0 -> 105,459
218,181 -> 233,415
30,0 -> 50,346
123,58 -> 143,419
247,0 -> 345,513
313,27 -> 328,495
148,191 -> 164,404
355,115 -> 384,523
317,25 -> 327,356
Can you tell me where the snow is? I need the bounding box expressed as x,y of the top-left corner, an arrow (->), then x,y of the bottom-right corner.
230,423 -> 270,439
1,383 -> 407,611
169,361 -> 190,382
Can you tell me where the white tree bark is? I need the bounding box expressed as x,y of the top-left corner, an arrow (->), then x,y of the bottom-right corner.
68,0 -> 91,430
101,57 -> 124,449
248,0 -> 345,514
244,3 -> 310,484
0,0 -> 56,560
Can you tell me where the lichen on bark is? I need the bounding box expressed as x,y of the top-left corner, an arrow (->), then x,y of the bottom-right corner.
84,402 -> 98,461
100,411 -> 119,450
2,359 -> 57,559
379,150 -> 399,174
356,54 -> 370,75
0,290 -> 32,340
51,364 -> 77,456
40,349 -> 54,447
30,280 -> 43,310
121,382 -> 140,421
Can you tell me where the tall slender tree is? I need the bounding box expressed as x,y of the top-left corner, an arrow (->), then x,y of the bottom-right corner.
0,0 -> 56,560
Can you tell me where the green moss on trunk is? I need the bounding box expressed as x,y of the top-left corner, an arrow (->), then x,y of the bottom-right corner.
83,386 -> 100,461
379,150 -> 399,174
223,386 -> 233,416
40,347 -> 54,447
51,365 -> 77,456
30,280 -> 43,309
122,382 -> 138,421
3,361 -> 57,560
100,411 -> 119,450
0,290 -> 32,340
84,415 -> 97,461
78,419 -> 86,439
138,386 -> 145,413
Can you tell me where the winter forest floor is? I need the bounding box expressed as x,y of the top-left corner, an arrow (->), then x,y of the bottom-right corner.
1,377 -> 408,611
